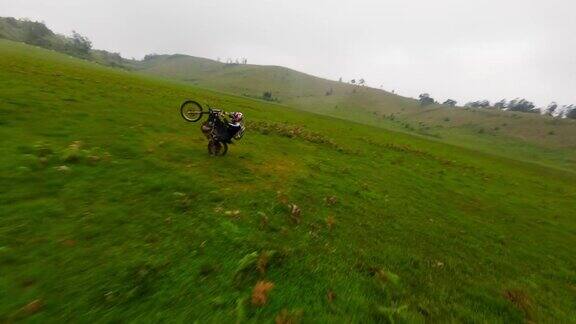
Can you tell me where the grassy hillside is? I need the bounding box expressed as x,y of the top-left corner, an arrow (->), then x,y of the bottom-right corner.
134,54 -> 576,171
2,16 -> 574,170
0,17 -> 133,68
1,39 -> 576,322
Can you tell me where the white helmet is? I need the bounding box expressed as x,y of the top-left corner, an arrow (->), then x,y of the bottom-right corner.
231,112 -> 244,123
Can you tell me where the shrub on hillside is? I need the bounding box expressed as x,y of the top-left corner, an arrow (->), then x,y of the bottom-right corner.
544,102 -> 558,116
143,53 -> 161,60
418,93 -> 434,106
21,20 -> 54,47
507,98 -> 538,113
249,121 -> 350,153
494,99 -> 507,109
465,100 -> 490,108
261,91 -> 278,102
69,31 -> 92,56
92,50 -> 125,67
565,105 -> 576,119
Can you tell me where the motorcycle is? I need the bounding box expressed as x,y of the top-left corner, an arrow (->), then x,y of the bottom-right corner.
180,100 -> 245,156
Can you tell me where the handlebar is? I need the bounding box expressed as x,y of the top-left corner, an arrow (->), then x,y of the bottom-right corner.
193,108 -> 226,116
208,108 -> 228,116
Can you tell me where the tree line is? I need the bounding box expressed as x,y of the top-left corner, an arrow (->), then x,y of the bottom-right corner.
418,93 -> 576,119
0,17 -> 92,58
0,17 -> 129,67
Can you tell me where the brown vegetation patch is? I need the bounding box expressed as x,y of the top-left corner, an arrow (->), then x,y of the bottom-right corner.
252,280 -> 275,307
249,121 -> 351,153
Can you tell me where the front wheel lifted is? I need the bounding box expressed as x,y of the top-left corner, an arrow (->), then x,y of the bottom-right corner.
208,140 -> 228,156
180,100 -> 203,122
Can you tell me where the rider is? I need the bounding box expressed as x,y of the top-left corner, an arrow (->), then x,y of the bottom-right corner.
223,111 -> 243,143
200,110 -> 244,143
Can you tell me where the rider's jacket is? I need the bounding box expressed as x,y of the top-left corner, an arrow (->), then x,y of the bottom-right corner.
227,121 -> 242,139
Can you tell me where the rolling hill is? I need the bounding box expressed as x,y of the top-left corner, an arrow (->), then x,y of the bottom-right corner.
2,16 -> 575,171
133,54 -> 576,172
1,39 -> 576,322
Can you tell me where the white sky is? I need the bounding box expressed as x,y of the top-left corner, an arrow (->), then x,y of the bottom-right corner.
3,0 -> 576,106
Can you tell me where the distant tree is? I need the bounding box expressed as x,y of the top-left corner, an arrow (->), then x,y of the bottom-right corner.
350,79 -> 356,85
465,100 -> 490,108
70,30 -> 92,56
91,49 -> 124,67
544,102 -> 558,116
4,17 -> 18,27
358,78 -> 365,86
325,88 -> 334,96
262,91 -> 274,101
22,20 -> 53,47
556,106 -> 566,118
442,99 -> 457,107
507,98 -> 537,113
565,105 -> 576,119
144,53 -> 160,60
494,99 -> 507,109
418,93 -> 434,106
242,58 -> 248,64
338,77 -> 342,82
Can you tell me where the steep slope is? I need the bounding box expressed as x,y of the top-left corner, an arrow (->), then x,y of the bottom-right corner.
1,40 -> 576,322
134,54 -> 576,171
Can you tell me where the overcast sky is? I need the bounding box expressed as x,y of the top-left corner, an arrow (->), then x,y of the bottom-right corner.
3,0 -> 576,106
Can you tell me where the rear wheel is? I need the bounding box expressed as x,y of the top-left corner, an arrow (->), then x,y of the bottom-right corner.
208,140 -> 228,156
180,100 -> 203,122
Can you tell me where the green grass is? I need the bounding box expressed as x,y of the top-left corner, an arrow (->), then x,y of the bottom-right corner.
1,39 -> 576,322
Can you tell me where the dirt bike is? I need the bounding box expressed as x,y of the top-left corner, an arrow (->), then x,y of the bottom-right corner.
180,100 -> 245,156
